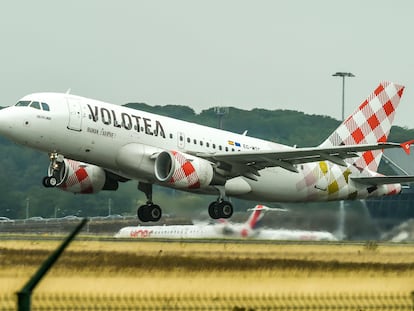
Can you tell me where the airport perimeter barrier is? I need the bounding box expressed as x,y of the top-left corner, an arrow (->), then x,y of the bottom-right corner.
1,291 -> 414,310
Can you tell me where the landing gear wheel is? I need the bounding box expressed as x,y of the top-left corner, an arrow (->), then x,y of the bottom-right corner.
137,205 -> 148,222
42,176 -> 58,188
208,202 -> 221,219
137,204 -> 162,222
42,177 -> 50,188
208,201 -> 233,219
150,205 -> 162,222
48,177 -> 58,187
220,201 -> 233,218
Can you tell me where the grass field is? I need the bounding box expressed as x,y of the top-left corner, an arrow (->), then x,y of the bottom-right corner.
1,237 -> 414,296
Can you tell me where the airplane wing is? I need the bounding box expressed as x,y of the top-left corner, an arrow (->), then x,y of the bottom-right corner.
197,141 -> 413,179
351,175 -> 414,186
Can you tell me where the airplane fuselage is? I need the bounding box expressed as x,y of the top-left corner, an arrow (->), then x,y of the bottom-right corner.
0,92 -> 400,204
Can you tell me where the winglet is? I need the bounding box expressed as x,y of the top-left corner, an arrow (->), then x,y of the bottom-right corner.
400,140 -> 414,155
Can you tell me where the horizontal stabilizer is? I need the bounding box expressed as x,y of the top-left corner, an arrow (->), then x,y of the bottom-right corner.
247,206 -> 288,212
351,175 -> 414,186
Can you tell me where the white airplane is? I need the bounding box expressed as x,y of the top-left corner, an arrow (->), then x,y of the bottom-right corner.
113,204 -> 271,239
114,204 -> 275,239
0,82 -> 413,222
114,204 -> 337,240
216,204 -> 337,241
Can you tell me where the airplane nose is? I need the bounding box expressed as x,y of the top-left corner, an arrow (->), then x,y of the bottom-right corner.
0,107 -> 16,138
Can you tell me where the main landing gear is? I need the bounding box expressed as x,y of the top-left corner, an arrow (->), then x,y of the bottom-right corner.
208,185 -> 233,219
137,182 -> 162,222
136,182 -> 234,222
208,200 -> 233,219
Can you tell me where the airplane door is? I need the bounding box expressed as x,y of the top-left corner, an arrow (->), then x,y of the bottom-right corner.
67,97 -> 82,131
177,132 -> 185,149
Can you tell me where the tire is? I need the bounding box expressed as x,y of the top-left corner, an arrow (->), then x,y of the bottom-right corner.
137,205 -> 149,222
42,177 -> 51,188
208,202 -> 221,219
150,205 -> 162,222
43,176 -> 57,188
48,177 -> 58,187
220,201 -> 233,218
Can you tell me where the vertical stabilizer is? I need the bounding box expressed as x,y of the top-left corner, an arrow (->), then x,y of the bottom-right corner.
320,82 -> 405,172
245,205 -> 287,230
246,205 -> 266,230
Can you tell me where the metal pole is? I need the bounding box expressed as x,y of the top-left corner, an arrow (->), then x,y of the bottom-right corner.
25,198 -> 29,220
340,76 -> 346,240
341,76 -> 345,121
17,218 -> 88,311
332,72 -> 355,241
332,72 -> 355,121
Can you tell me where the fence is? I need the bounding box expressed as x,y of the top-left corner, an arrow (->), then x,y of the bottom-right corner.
1,291 -> 413,310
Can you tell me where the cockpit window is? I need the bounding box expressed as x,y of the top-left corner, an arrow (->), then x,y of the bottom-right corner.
16,101 -> 31,107
15,100 -> 50,111
29,101 -> 41,110
41,102 -> 50,111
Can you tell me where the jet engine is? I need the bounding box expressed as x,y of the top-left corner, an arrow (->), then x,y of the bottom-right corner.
154,151 -> 214,189
44,158 -> 118,194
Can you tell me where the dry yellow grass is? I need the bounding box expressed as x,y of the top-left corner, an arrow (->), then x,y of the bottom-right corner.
1,238 -> 414,296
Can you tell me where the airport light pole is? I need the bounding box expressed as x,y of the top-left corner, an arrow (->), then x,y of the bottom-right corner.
214,107 -> 229,129
332,72 -> 355,121
25,198 -> 29,219
108,198 -> 112,216
332,72 -> 355,241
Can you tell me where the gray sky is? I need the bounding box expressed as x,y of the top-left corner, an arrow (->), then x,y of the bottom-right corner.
1,0 -> 414,129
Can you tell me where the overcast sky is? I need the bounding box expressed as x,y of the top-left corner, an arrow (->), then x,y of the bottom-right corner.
1,1 -> 413,128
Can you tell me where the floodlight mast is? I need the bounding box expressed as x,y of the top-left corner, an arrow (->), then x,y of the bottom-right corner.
332,71 -> 355,241
332,72 -> 355,121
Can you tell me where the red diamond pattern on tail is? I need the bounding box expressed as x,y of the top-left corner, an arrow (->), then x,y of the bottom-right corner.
351,128 -> 364,144
362,151 -> 375,166
367,114 -> 380,130
321,82 -> 405,172
374,84 -> 384,96
383,101 -> 395,116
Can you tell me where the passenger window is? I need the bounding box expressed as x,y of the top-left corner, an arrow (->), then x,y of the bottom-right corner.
41,102 -> 50,111
29,101 -> 41,110
16,101 -> 31,107
187,137 -> 191,143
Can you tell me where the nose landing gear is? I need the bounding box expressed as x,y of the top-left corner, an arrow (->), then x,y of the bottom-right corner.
42,153 -> 66,188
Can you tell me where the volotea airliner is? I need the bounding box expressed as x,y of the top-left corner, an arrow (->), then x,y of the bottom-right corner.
0,81 -> 413,222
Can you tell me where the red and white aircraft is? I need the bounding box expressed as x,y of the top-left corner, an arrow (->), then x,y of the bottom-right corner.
115,204 -> 336,240
0,82 -> 413,222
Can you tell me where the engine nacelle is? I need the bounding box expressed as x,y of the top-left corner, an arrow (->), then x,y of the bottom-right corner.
48,159 -> 115,194
154,151 -> 214,189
